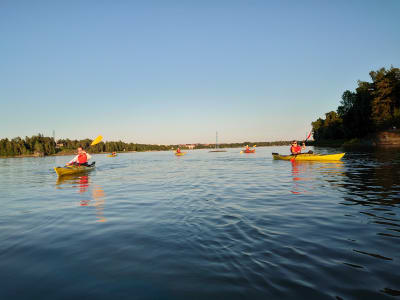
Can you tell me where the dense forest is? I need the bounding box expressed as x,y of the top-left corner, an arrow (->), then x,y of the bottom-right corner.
312,67 -> 400,141
0,134 -> 292,157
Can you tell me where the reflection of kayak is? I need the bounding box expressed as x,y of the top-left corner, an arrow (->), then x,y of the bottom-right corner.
107,154 -> 117,157
272,153 -> 345,161
54,162 -> 96,176
56,173 -> 88,184
241,149 -> 255,153
175,152 -> 186,156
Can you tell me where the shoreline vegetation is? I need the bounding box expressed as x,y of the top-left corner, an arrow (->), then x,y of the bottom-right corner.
0,134 -> 292,158
311,66 -> 400,147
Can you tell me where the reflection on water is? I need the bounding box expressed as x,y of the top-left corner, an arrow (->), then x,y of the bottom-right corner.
290,160 -> 344,195
92,186 -> 106,222
56,174 -> 107,222
341,149 -> 400,205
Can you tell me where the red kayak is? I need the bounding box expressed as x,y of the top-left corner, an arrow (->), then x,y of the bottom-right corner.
241,149 -> 255,153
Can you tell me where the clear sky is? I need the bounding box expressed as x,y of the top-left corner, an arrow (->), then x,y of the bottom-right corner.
1,0 -> 399,144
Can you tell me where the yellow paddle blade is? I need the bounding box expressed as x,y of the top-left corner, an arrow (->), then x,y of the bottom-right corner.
91,135 -> 103,146
240,151 -> 243,154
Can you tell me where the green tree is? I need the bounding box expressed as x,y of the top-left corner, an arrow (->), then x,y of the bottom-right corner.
370,67 -> 400,128
34,141 -> 44,154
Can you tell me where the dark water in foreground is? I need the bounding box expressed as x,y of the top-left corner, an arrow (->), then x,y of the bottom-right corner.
1,146 -> 400,299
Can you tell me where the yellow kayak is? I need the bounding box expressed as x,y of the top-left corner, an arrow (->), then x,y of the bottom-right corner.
107,154 -> 117,157
54,163 -> 95,176
175,152 -> 186,156
272,153 -> 345,161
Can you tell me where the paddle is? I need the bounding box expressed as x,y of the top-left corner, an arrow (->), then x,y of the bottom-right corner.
91,135 -> 103,146
290,131 -> 312,162
304,131 -> 312,145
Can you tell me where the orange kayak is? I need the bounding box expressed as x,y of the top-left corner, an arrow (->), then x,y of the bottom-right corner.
241,149 -> 255,153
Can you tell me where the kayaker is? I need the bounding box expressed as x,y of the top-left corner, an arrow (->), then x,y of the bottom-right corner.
290,141 -> 306,155
67,147 -> 92,166
176,147 -> 181,154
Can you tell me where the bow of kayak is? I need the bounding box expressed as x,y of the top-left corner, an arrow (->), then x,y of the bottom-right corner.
54,163 -> 96,176
272,153 -> 345,161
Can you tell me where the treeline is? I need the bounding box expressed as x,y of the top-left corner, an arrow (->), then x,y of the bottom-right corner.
312,66 -> 400,141
0,135 -> 172,157
56,138 -> 171,153
0,135 -> 57,157
0,134 -> 293,157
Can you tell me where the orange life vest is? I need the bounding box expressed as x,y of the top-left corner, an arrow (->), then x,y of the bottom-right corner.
77,153 -> 88,164
290,145 -> 301,154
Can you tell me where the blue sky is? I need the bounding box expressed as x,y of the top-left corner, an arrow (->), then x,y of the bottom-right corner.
1,0 -> 399,144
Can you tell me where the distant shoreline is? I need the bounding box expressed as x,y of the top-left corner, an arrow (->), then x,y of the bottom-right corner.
0,150 -> 143,159
0,144 -> 292,159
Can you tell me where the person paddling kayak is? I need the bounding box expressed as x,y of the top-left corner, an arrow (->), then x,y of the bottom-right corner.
176,147 -> 181,154
290,141 -> 306,155
67,147 -> 92,166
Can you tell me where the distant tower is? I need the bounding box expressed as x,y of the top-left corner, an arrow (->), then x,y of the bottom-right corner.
52,130 -> 55,142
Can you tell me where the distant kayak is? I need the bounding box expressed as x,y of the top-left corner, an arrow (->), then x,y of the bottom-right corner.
272,153 -> 345,161
54,162 -> 95,176
107,154 -> 117,157
175,152 -> 186,156
241,149 -> 255,153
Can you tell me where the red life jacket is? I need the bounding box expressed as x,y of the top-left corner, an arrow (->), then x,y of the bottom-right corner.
290,145 -> 301,154
77,153 -> 88,164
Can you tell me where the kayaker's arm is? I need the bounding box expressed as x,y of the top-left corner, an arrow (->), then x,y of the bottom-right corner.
67,155 -> 79,165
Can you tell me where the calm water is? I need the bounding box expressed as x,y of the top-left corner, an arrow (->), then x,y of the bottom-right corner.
1,146 -> 400,299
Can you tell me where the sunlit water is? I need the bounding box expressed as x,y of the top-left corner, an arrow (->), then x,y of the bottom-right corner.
1,146 -> 399,299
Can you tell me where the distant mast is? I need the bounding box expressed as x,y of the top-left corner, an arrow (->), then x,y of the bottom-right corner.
209,131 -> 227,152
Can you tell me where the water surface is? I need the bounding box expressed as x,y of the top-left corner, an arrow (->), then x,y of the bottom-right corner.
1,146 -> 400,299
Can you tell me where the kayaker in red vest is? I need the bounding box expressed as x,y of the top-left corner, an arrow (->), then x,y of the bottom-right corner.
176,147 -> 181,153
244,145 -> 254,153
290,141 -> 306,155
67,147 -> 91,166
